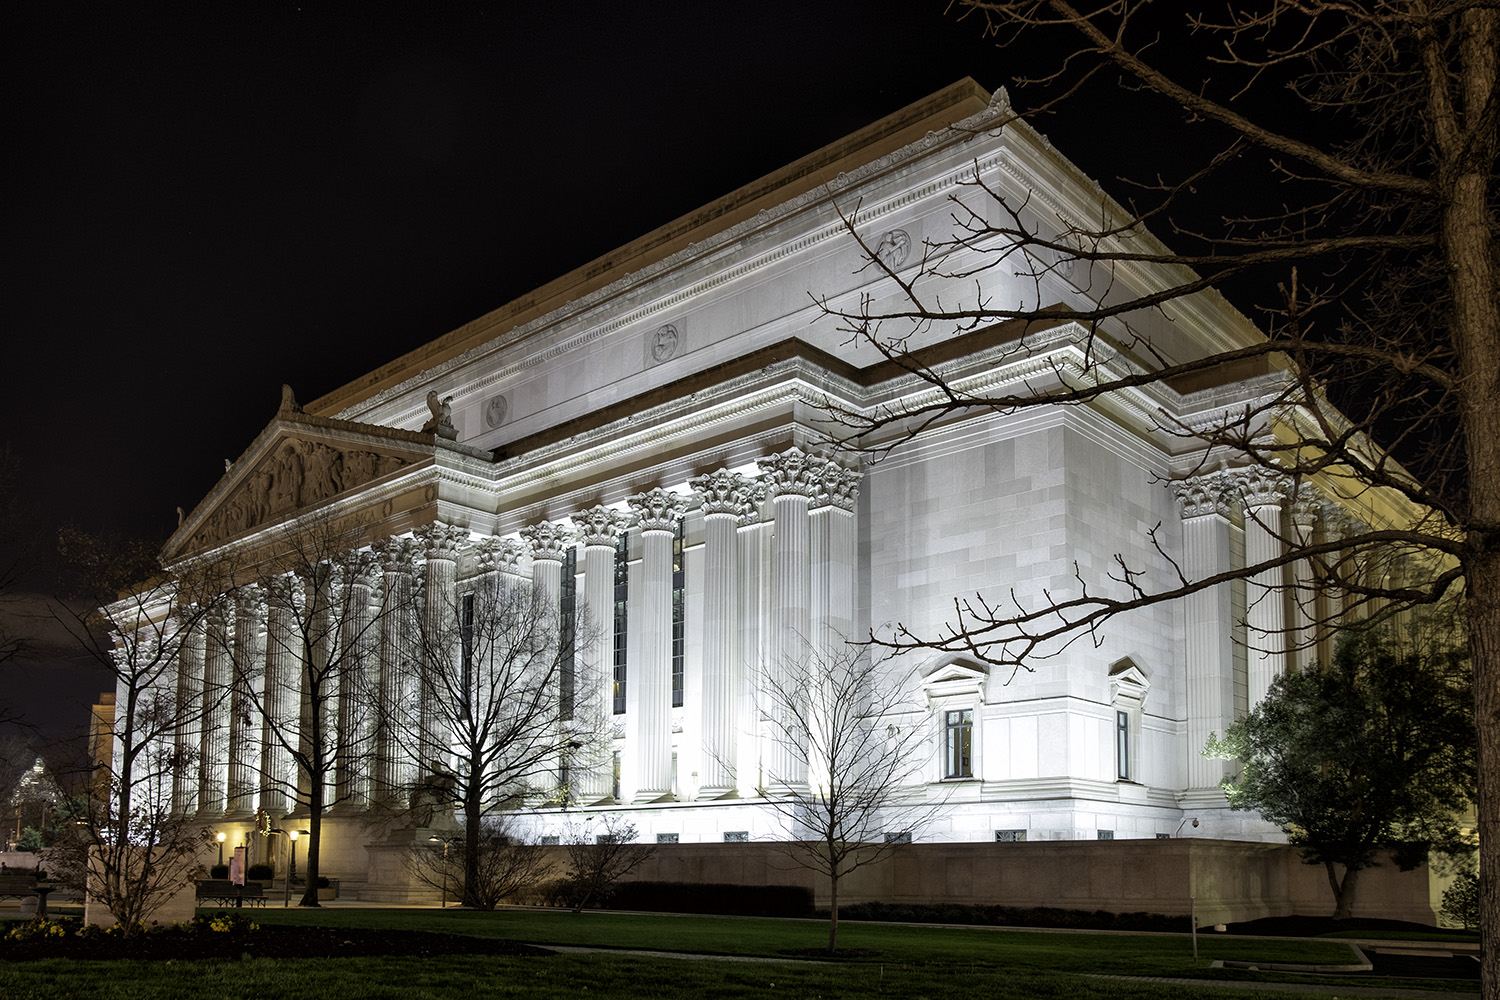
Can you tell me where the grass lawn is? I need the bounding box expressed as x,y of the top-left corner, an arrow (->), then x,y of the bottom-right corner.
0,906 -> 1418,1000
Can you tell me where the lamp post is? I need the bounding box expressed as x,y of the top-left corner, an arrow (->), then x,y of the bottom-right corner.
216,831 -> 227,867
288,829 -> 300,885
428,835 -> 457,908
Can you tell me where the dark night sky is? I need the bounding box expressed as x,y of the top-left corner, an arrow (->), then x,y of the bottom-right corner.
2,3 -> 1205,740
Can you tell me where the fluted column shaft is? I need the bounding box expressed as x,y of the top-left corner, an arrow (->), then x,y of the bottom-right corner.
1289,488 -> 1321,671
337,555 -> 378,808
260,582 -> 296,816
197,605 -> 232,817
228,589 -> 263,815
576,508 -> 626,801
759,449 -> 824,790
628,489 -> 686,802
691,471 -> 757,798
735,491 -> 766,797
1238,471 -> 1289,706
374,538 -> 416,802
417,523 -> 466,776
172,615 -> 205,816
522,521 -> 571,801
1175,476 -> 1236,789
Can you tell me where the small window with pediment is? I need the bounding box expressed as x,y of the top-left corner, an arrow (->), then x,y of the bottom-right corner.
1109,658 -> 1150,784
921,656 -> 987,782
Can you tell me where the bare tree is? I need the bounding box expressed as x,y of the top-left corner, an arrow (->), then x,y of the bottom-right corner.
811,2 -> 1496,981
47,545 -> 230,931
406,818 -> 555,910
396,547 -> 606,909
756,642 -> 937,954
232,521 -> 384,907
561,815 -> 656,913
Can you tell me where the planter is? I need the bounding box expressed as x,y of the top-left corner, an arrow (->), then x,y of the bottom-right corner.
318,879 -> 339,900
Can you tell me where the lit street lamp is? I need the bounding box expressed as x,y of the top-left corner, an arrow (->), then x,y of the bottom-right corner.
216,831 -> 227,867
288,829 -> 300,884
428,835 -> 458,908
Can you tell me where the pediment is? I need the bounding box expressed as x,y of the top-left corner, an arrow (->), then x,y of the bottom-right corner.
164,393 -> 440,563
1108,658 -> 1151,705
921,656 -> 989,704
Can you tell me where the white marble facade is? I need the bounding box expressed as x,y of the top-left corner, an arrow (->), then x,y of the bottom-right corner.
124,78 -> 1396,888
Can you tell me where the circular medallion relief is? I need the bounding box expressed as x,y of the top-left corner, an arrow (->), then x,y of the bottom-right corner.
650,323 -> 680,363
874,229 -> 911,269
484,395 -> 509,428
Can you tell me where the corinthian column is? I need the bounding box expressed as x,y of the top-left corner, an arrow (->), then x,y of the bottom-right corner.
337,553 -> 380,809
627,488 -> 686,802
260,575 -> 297,817
736,481 -> 767,797
521,520 -> 573,801
373,537 -> 418,803
1289,486 -> 1322,671
690,471 -> 756,798
758,448 -> 826,791
415,521 -> 468,777
172,612 -> 205,816
575,507 -> 627,801
228,587 -> 264,816
197,603 -> 233,817
1236,469 -> 1289,705
1174,475 -> 1236,790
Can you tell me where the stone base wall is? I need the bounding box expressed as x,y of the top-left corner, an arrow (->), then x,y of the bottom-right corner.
619,838 -> 1437,926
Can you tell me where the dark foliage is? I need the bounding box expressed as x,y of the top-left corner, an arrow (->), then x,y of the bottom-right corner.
600,881 -> 814,918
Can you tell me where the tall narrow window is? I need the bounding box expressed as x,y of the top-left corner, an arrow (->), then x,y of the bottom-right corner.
671,519 -> 685,708
611,751 -> 621,801
559,546 -> 576,720
945,708 -> 973,778
612,533 -> 628,714
1116,709 -> 1131,781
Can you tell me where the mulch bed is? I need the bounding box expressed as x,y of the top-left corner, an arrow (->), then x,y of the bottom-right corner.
0,925 -> 552,962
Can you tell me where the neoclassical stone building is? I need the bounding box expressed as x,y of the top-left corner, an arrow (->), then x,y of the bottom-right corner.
121,79 -> 1414,897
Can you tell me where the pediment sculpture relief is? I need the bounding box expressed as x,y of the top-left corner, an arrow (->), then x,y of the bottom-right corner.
188,439 -> 407,549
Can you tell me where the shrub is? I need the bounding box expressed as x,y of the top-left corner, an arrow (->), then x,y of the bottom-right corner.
1442,868 -> 1480,930
209,864 -> 229,879
604,881 -> 814,917
246,863 -> 275,881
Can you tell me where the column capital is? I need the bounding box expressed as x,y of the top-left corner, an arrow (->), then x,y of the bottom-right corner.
1173,473 -> 1234,519
414,521 -> 468,561
234,583 -> 267,620
816,464 -> 862,512
628,487 -> 687,533
690,470 -> 759,518
575,505 -> 629,547
1227,467 -> 1290,509
1290,485 -> 1322,529
521,520 -> 574,562
373,535 -> 420,575
342,550 -> 382,591
757,447 -> 827,501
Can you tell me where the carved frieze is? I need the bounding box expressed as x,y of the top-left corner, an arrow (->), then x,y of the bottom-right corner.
188,437 -> 409,549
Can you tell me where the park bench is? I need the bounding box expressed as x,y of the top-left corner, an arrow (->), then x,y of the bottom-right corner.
195,879 -> 268,907
0,871 -> 54,917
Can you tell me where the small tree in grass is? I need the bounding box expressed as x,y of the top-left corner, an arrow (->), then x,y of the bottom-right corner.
758,642 -> 938,954
561,816 -> 655,913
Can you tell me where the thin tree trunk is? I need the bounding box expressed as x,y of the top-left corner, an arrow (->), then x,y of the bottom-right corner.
827,874 -> 839,954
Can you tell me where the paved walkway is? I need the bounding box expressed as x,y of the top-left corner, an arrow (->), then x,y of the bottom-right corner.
1087,974 -> 1476,998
